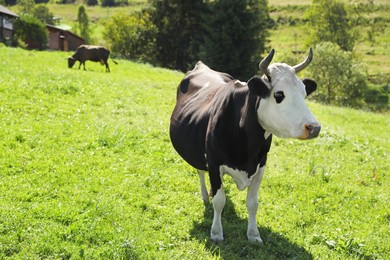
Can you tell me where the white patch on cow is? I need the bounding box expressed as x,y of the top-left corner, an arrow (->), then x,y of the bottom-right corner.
220,165 -> 260,191
234,80 -> 245,85
209,165 -> 265,244
211,187 -> 225,243
264,130 -> 272,140
198,170 -> 209,203
246,166 -> 265,244
204,82 -> 210,88
257,63 -> 320,139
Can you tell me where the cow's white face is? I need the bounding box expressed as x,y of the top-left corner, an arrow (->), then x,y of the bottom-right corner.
251,63 -> 320,140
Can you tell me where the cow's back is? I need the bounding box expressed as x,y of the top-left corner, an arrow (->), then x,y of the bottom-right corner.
170,62 -> 234,170
74,45 -> 109,62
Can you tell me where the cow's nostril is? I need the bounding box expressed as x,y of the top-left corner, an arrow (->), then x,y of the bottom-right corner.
306,124 -> 321,138
306,124 -> 313,131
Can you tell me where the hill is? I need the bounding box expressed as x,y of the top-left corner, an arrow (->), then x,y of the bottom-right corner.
0,47 -> 389,259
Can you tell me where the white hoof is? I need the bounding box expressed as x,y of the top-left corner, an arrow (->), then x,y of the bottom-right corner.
247,229 -> 264,245
211,233 -> 224,244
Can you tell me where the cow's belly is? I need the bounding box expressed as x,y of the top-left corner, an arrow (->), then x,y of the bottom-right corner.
220,164 -> 261,190
169,118 -> 208,171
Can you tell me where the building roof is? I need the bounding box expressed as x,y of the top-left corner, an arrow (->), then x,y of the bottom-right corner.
46,24 -> 85,41
0,5 -> 19,17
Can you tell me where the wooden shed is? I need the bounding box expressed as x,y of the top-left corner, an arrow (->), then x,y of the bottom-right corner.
0,5 -> 18,45
47,24 -> 85,51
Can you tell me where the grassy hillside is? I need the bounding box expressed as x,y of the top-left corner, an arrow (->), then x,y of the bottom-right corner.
0,46 -> 389,259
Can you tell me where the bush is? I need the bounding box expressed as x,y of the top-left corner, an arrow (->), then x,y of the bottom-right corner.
101,0 -> 116,7
14,15 -> 48,50
306,0 -> 358,51
32,4 -> 54,24
199,0 -> 271,80
305,42 -> 368,108
86,0 -> 98,6
102,10 -> 157,63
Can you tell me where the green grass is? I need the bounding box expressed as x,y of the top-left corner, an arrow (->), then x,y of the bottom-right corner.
0,46 -> 389,259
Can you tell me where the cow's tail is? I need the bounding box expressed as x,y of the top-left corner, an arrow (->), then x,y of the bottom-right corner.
111,58 -> 118,65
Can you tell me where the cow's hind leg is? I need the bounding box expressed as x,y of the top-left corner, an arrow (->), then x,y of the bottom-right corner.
211,186 -> 225,243
198,170 -> 209,204
246,166 -> 265,244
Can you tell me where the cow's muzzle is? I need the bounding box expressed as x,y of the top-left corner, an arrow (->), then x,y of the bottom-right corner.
304,124 -> 321,139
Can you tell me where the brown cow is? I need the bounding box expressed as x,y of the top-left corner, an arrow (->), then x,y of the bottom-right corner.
68,45 -> 117,72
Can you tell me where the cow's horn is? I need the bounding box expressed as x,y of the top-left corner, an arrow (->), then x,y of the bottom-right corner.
259,49 -> 275,77
293,47 -> 313,73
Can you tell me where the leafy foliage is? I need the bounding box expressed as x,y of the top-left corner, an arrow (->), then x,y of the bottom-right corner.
150,0 -> 271,78
14,14 -> 48,50
306,0 -> 358,51
200,0 -> 271,80
76,5 -> 91,43
103,10 -> 157,62
86,0 -> 98,6
306,42 -> 368,107
151,0 -> 206,72
31,4 -> 54,24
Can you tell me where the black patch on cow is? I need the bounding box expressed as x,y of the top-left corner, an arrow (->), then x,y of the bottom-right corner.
247,76 -> 271,98
302,78 -> 317,96
179,78 -> 190,93
274,91 -> 285,104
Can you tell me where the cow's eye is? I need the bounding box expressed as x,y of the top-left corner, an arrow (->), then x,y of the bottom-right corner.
274,91 -> 285,103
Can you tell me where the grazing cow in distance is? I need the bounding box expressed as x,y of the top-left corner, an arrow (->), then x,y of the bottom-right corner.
68,45 -> 117,72
169,48 -> 321,244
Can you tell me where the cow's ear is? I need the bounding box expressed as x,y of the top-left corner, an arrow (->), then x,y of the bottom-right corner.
248,76 -> 270,98
302,78 -> 317,96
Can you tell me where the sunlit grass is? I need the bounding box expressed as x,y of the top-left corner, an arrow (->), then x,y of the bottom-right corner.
0,46 -> 389,259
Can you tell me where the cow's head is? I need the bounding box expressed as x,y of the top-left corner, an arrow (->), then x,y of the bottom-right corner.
248,48 -> 320,140
68,57 -> 76,68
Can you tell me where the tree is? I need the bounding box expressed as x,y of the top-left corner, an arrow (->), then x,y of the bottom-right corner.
103,11 -> 157,63
306,42 -> 368,107
151,0 -> 206,72
76,5 -> 91,43
86,0 -> 98,6
32,4 -> 54,24
306,0 -> 358,51
101,0 -> 116,7
17,0 -> 35,14
14,15 -> 48,50
200,0 -> 271,80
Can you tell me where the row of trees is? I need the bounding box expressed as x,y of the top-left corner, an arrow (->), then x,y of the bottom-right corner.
104,0 -> 271,80
102,0 -> 375,108
9,0 -> 388,110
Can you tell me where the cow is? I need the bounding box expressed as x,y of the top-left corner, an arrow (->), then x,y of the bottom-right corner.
169,48 -> 321,244
68,45 -> 117,72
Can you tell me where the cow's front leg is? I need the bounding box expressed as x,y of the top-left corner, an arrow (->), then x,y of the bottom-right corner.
246,166 -> 265,244
211,187 -> 225,243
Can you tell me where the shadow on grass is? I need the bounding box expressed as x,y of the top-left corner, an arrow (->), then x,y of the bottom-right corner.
190,196 -> 313,259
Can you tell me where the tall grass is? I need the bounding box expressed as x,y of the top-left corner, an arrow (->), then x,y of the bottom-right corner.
0,46 -> 389,259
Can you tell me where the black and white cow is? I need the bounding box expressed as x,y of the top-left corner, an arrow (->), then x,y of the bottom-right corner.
169,49 -> 321,244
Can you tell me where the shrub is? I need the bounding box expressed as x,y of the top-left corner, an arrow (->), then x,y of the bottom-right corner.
86,0 -> 98,6
14,15 -> 48,50
306,0 -> 358,51
306,42 -> 368,108
102,10 -> 157,63
32,4 -> 54,24
199,0 -> 271,80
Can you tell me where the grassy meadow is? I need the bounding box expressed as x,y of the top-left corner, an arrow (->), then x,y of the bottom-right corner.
0,46 -> 389,259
